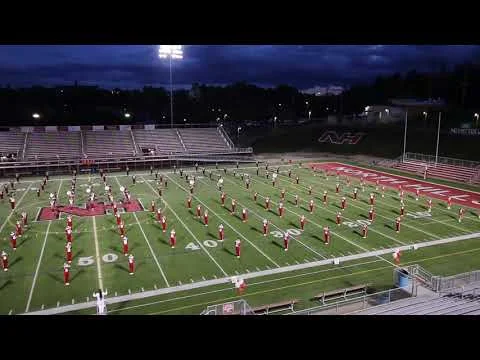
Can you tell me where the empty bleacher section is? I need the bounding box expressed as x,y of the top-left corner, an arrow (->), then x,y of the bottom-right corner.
392,160 -> 478,183
355,291 -> 480,315
133,129 -> 184,155
25,132 -> 81,160
178,128 -> 231,153
0,131 -> 25,161
84,130 -> 135,157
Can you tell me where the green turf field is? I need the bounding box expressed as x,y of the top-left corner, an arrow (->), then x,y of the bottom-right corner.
1,161 -> 480,315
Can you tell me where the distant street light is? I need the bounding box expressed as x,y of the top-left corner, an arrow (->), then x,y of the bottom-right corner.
124,113 -> 131,118
159,45 -> 183,128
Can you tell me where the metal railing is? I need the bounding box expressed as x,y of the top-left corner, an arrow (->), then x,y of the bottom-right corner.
404,152 -> 480,169
201,299 -> 255,315
439,286 -> 480,299
431,270 -> 480,293
218,126 -> 235,149
289,287 -> 412,315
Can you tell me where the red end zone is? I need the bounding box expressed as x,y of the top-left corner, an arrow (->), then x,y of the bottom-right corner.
36,199 -> 145,221
307,162 -> 480,210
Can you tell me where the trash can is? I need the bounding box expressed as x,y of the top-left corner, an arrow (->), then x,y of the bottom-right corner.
397,269 -> 410,288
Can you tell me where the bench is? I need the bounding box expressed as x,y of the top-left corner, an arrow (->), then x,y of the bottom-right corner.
252,299 -> 299,315
312,284 -> 369,305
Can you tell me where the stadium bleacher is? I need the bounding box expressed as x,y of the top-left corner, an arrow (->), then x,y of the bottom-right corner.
354,284 -> 480,315
178,128 -> 231,153
0,126 -> 244,163
0,131 -> 25,160
84,130 -> 136,158
25,132 -> 82,160
133,129 -> 185,155
391,160 -> 479,183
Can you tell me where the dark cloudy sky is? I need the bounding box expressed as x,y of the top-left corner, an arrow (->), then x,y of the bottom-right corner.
0,45 -> 479,90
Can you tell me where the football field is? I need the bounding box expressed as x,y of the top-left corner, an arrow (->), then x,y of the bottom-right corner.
1,161 -> 480,315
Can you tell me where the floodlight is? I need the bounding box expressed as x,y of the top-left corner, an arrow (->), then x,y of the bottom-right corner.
475,113 -> 479,118
158,45 -> 184,128
32,113 -> 40,119
124,113 -> 131,118
158,45 -> 183,59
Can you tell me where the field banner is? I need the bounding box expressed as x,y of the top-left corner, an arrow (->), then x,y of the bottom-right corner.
145,124 -> 155,130
45,126 -> 58,132
68,126 -> 81,132
20,127 -> 34,133
119,125 -> 131,131
318,130 -> 366,145
92,125 -> 105,131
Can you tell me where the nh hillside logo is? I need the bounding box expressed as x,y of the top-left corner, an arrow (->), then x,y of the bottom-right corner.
318,131 -> 366,145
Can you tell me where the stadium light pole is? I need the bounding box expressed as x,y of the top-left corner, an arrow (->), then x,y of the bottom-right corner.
402,110 -> 408,163
435,112 -> 442,167
475,113 -> 479,127
158,45 -> 183,128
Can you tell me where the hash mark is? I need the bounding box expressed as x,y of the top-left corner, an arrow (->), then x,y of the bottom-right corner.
266,265 -> 271,269
285,262 -> 290,266
56,301 -> 60,307
72,299 -> 75,305
8,310 -> 12,315
246,269 -> 250,273
256,267 -> 261,271
178,281 -> 182,285
304,259 -> 309,263
154,285 -> 157,290
128,289 -> 131,294
115,292 -> 118,296
372,248 -> 377,250
213,275 -> 217,279
41,304 -> 45,310
202,276 -> 206,281
190,279 -> 194,283
141,287 -> 145,292
295,260 -> 300,264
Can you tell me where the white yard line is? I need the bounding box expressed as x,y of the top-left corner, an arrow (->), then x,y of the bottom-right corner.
272,172 -> 439,241
113,176 -> 170,287
92,216 -> 104,290
114,176 -> 170,286
133,212 -> 170,287
142,176 -> 228,277
204,176 -> 327,259
295,168 -> 467,239
34,207 -> 42,222
166,174 -> 280,268
25,221 -> 52,313
24,179 -> 62,313
0,182 -> 33,234
235,176 -> 398,267
226,173 -> 408,248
